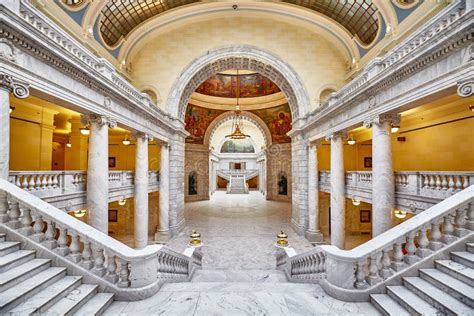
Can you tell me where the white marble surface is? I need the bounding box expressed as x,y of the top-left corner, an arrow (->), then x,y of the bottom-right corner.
166,191 -> 314,270
158,144 -> 170,234
0,88 -> 10,180
330,134 -> 345,249
134,135 -> 149,248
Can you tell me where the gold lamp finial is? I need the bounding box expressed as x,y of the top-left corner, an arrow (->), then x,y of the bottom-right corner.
276,230 -> 289,247
189,230 -> 202,247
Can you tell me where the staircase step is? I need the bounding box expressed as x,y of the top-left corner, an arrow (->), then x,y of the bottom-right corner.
73,292 -> 114,316
466,243 -> 474,254
7,276 -> 82,315
451,251 -> 474,268
159,281 -> 319,292
435,260 -> 474,286
370,294 -> 410,316
0,250 -> 36,273
403,276 -> 473,315
44,284 -> 98,315
192,270 -> 287,283
0,233 -> 6,242
0,258 -> 51,292
0,267 -> 66,313
386,285 -> 440,315
420,268 -> 474,308
0,241 -> 20,256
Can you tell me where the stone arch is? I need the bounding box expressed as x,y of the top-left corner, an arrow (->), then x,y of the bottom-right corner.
204,111 -> 273,148
167,45 -> 311,122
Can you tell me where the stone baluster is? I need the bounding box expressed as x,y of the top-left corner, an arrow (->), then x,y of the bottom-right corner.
442,213 -> 456,244
416,227 -> 431,258
118,259 -> 130,288
429,220 -> 443,251
461,176 -> 469,189
391,241 -> 406,271
429,175 -> 436,189
106,254 -> 119,283
31,212 -> 45,243
435,175 -> 442,189
68,231 -> 81,263
423,175 -> 430,188
441,175 -> 448,190
366,254 -> 381,285
380,249 -> 392,279
92,246 -> 106,276
467,203 -> 474,231
8,200 -> 21,229
21,176 -> 28,190
14,176 -> 21,188
404,231 -> 418,265
56,226 -> 69,256
0,192 -> 10,223
81,239 -> 93,269
448,176 -> 455,191
454,206 -> 468,237
43,219 -> 57,249
28,175 -> 36,190
455,176 -> 463,191
354,260 -> 368,289
18,207 -> 33,236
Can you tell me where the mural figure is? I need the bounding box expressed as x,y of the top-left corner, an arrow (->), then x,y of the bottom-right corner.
185,105 -> 224,144
220,139 -> 255,153
278,173 -> 288,195
188,172 -> 197,195
251,104 -> 292,143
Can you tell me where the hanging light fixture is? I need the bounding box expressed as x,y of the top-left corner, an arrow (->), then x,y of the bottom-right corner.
394,209 -> 407,219
122,135 -> 131,146
352,196 -> 361,206
66,140 -> 72,148
73,209 -> 86,218
80,126 -> 90,135
391,123 -> 400,133
118,198 -> 127,206
225,69 -> 250,140
347,135 -> 356,145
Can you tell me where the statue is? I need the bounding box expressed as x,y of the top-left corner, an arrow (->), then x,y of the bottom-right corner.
278,174 -> 288,195
189,173 -> 197,195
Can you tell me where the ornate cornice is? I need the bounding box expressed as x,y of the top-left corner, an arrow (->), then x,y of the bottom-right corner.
80,114 -> 117,128
0,73 -> 29,98
364,113 -> 401,129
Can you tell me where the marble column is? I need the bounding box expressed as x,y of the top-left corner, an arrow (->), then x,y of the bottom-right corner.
327,132 -> 346,249
134,133 -> 151,249
82,114 -> 116,234
306,142 -> 323,242
365,114 -> 400,237
0,74 -> 29,180
155,143 -> 170,241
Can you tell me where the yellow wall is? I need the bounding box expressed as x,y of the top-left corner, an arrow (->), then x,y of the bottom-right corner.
318,143 -> 372,171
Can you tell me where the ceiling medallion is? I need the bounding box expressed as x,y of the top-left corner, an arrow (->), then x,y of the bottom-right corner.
225,69 -> 250,140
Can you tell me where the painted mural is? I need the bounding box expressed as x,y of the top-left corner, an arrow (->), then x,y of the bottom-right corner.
185,104 -> 224,144
251,103 -> 292,143
195,73 -> 280,98
220,139 -> 255,153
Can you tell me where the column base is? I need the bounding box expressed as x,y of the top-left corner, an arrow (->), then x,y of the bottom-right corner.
154,230 -> 171,244
304,229 -> 324,243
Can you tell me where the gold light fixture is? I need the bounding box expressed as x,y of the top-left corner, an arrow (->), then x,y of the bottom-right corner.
9,106 -> 15,114
118,198 -> 127,206
189,230 -> 202,247
122,136 -> 131,146
73,209 -> 86,218
352,197 -> 361,206
347,135 -> 356,145
276,231 -> 289,247
394,209 -> 407,219
391,123 -> 400,133
80,126 -> 90,135
225,69 -> 250,140
66,141 -> 72,148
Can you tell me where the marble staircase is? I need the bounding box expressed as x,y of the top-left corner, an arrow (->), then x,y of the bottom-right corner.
227,176 -> 249,194
370,241 -> 474,315
0,233 -> 114,315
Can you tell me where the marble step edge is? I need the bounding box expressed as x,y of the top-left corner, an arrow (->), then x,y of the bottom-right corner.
0,241 -> 21,257
402,276 -> 473,315
420,268 -> 474,308
0,258 -> 51,292
73,292 -> 115,316
0,233 -> 6,242
0,250 -> 36,273
44,284 -> 98,315
467,243 -> 474,254
6,276 -> 83,315
159,281 -> 320,292
0,267 -> 67,313
386,285 -> 440,315
451,251 -> 474,268
435,260 -> 474,286
370,294 -> 411,316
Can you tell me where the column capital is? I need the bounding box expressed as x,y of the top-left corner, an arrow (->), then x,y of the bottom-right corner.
457,79 -> 473,98
133,132 -> 154,141
325,131 -> 347,141
364,113 -> 400,128
80,114 -> 117,128
308,140 -> 321,149
0,73 -> 29,99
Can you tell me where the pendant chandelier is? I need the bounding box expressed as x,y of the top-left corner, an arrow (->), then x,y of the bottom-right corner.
225,69 -> 250,140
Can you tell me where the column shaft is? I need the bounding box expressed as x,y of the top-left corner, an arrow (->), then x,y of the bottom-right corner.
306,144 -> 323,242
0,88 -> 10,180
330,134 -> 345,248
86,119 -> 109,233
134,135 -> 149,248
372,120 -> 395,236
156,144 -> 170,239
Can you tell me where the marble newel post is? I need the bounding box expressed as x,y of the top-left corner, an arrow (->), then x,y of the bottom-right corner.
155,143 -> 170,242
134,133 -> 152,248
305,142 -> 323,242
0,74 -> 29,180
365,114 -> 400,237
327,132 -> 346,249
82,114 -> 116,234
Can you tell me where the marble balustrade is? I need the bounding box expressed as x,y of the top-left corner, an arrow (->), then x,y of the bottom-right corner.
277,247 -> 326,283
7,170 -> 160,210
318,170 -> 474,212
0,178 -> 202,300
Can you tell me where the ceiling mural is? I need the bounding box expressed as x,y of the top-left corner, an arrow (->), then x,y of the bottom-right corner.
195,73 -> 281,98
185,103 -> 292,145
220,139 -> 255,154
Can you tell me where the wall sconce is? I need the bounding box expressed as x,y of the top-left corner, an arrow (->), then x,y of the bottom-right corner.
394,209 -> 407,219
9,106 -> 15,114
276,230 -> 289,247
122,136 -> 131,146
80,126 -> 90,135
391,123 -> 400,133
352,197 -> 361,206
66,141 -> 72,148
73,209 -> 86,218
469,105 -> 474,112
118,198 -> 127,206
347,135 -> 356,145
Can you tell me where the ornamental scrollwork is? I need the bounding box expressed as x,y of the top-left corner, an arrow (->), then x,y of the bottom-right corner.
0,74 -> 30,99
80,114 -> 117,128
457,80 -> 473,98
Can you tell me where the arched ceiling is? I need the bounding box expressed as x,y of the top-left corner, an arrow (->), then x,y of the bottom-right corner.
95,0 -> 382,48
